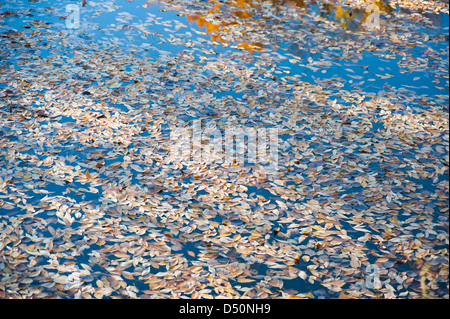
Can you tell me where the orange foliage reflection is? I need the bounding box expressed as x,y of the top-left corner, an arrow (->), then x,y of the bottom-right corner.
149,0 -> 393,52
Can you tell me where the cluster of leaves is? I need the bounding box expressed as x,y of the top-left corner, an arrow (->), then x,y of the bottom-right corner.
0,0 -> 448,298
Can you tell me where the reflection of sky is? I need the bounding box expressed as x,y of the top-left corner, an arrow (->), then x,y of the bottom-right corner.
2,0 -> 447,104
1,1 -> 448,186
1,0 -> 448,160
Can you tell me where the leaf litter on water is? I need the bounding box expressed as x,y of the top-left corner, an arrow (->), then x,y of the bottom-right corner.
0,0 -> 448,299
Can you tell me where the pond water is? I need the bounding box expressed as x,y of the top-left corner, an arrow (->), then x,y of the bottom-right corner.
0,0 -> 448,299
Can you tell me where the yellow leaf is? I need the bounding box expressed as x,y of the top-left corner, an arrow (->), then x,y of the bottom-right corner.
114,252 -> 128,258
122,271 -> 134,280
268,279 -> 283,288
390,34 -> 400,43
237,277 -> 255,283
350,255 -> 360,268
361,180 -> 368,188
376,257 -> 389,263
85,170 -> 91,179
288,295 -> 304,299
338,292 -> 353,299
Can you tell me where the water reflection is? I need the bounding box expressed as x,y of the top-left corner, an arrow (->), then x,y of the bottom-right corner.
178,0 -> 393,53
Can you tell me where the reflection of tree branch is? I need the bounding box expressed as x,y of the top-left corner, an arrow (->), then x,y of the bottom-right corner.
162,0 -> 394,52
